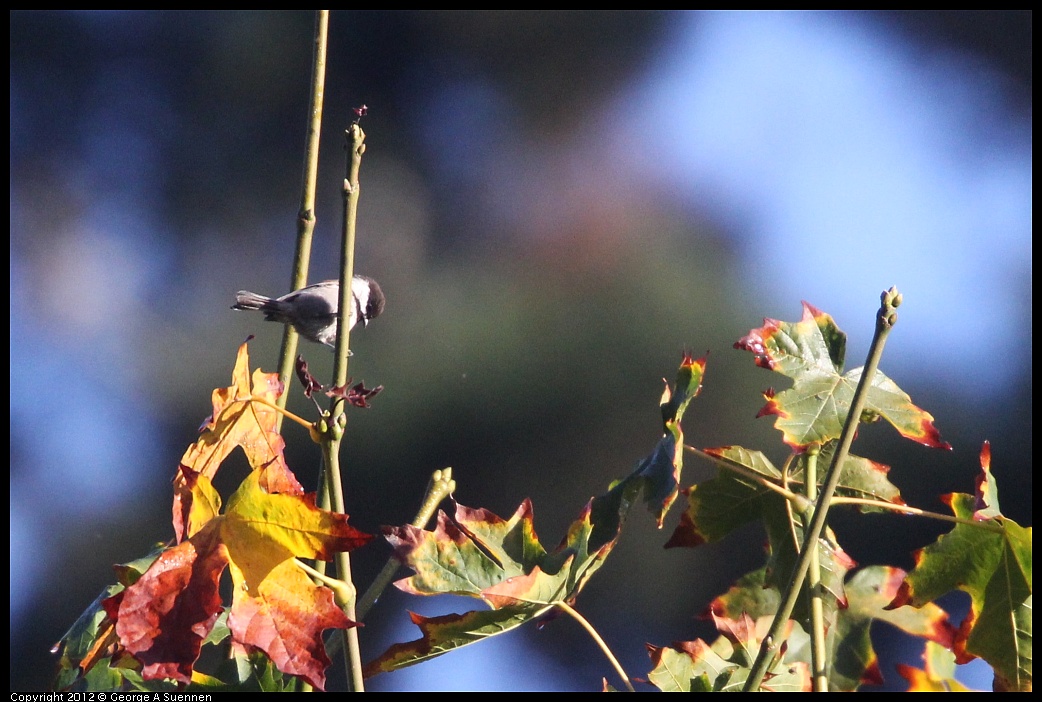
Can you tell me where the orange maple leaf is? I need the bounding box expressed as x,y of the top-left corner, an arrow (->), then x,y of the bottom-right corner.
113,470 -> 371,690
173,342 -> 304,541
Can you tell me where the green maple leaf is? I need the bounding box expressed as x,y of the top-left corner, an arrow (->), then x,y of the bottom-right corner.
663,448 -> 853,626
888,443 -> 1032,692
663,446 -> 781,547
367,498 -> 613,675
789,443 -> 904,512
665,441 -> 903,548
734,302 -> 949,451
52,548 -> 168,691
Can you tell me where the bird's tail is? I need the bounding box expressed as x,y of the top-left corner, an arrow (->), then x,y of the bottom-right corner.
232,291 -> 292,324
232,291 -> 275,311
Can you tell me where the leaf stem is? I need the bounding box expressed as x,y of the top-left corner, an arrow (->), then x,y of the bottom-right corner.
831,497 -> 1005,531
685,445 -> 810,508
555,601 -> 635,692
231,394 -> 313,431
295,558 -> 356,610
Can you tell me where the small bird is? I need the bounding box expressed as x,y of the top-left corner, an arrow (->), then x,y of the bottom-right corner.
232,276 -> 385,347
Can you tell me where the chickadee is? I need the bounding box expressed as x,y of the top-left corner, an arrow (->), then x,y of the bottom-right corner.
232,276 -> 385,347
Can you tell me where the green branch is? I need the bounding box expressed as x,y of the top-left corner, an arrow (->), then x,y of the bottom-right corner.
321,121 -> 367,692
743,287 -> 903,692
273,9 -> 328,431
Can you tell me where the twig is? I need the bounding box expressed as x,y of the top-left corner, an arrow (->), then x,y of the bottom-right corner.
743,287 -> 903,692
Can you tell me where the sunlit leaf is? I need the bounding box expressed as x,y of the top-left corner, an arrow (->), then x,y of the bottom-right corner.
734,302 -> 949,450
790,444 -> 904,511
173,342 -> 303,542
664,446 -> 781,547
761,507 -> 855,623
369,497 -> 619,675
52,585 -> 125,691
113,524 -> 227,685
369,356 -> 708,676
888,444 -> 1031,692
660,352 -> 706,428
51,545 -> 172,692
667,441 -> 904,549
705,564 -> 955,691
664,445 -> 857,624
109,469 -> 371,691
326,379 -> 383,407
575,354 -> 706,555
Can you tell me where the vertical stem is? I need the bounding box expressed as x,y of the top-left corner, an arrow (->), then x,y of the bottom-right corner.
801,447 -> 828,691
274,9 -> 329,430
321,122 -> 367,691
334,123 -> 364,375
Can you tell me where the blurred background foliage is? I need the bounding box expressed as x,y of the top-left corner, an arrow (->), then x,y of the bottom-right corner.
10,10 -> 1031,691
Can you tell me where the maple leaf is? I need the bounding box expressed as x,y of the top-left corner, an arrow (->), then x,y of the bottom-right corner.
52,585 -> 126,691
646,612 -> 811,692
365,498 -> 618,676
887,443 -> 1032,692
764,503 -> 854,635
63,342 -> 371,690
111,469 -> 372,690
734,302 -> 950,451
664,446 -> 783,547
174,342 -> 303,541
660,351 -> 705,429
364,608 -> 535,676
112,526 -> 228,685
